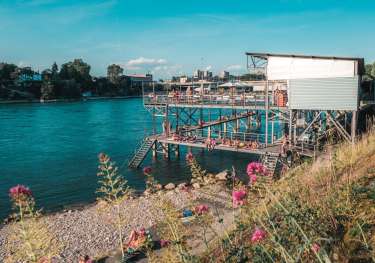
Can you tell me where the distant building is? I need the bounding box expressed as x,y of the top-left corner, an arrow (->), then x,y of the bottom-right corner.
194,70 -> 212,81
180,76 -> 189,83
122,74 -> 153,90
219,71 -> 230,80
125,74 -> 153,83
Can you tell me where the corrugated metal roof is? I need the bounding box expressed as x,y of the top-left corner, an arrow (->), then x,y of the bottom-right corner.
288,77 -> 359,110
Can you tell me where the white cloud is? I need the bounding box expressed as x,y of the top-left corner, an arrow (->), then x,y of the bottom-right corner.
226,64 -> 243,71
152,64 -> 183,77
205,65 -> 212,71
121,57 -> 168,70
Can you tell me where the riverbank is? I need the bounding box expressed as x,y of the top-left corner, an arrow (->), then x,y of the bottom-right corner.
0,95 -> 141,105
0,179 -> 234,262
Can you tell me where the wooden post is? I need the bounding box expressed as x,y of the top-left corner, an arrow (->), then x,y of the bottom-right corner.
351,110 -> 357,144
223,122 -> 227,138
163,143 -> 170,159
265,80 -> 269,146
289,110 -> 293,144
152,143 -> 157,159
174,145 -> 180,158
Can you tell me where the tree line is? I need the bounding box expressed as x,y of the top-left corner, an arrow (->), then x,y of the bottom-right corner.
0,59 -> 142,101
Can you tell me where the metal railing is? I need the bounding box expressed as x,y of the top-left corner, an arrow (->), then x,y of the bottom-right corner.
143,92 -> 282,108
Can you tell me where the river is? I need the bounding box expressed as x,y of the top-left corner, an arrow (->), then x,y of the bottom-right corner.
0,98 -> 262,219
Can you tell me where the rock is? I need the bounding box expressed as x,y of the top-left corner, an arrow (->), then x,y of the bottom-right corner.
143,189 -> 151,196
204,177 -> 214,184
155,184 -> 163,190
164,183 -> 176,190
192,183 -> 201,189
215,171 -> 228,181
207,173 -> 215,179
177,182 -> 187,189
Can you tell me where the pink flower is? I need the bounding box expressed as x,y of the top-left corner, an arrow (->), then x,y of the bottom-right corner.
251,228 -> 266,243
159,239 -> 170,247
98,153 -> 109,163
9,185 -> 33,200
185,152 -> 194,164
139,228 -> 146,237
143,166 -> 152,175
246,162 -> 267,184
232,189 -> 247,208
195,204 -> 209,215
311,243 -> 320,253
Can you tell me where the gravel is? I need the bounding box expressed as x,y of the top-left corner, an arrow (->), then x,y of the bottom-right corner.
0,183 -> 232,262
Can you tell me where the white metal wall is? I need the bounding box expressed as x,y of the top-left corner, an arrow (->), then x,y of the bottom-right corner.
267,57 -> 356,80
288,77 -> 359,110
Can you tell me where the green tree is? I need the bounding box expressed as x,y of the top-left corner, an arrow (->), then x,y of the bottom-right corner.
371,62 -> 375,78
59,59 -> 92,92
51,62 -> 58,78
0,63 -> 17,80
60,59 -> 91,82
107,64 -> 123,84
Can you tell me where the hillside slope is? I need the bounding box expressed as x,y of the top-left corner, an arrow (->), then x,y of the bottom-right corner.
201,131 -> 375,263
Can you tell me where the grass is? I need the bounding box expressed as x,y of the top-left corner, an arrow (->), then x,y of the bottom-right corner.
198,130 -> 375,263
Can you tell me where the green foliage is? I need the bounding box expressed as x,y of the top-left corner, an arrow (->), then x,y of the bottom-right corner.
0,63 -> 17,80
96,153 -> 133,259
6,188 -> 60,262
96,153 -> 132,204
187,157 -> 207,184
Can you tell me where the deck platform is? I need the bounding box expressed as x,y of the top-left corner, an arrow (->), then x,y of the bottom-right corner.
149,134 -> 282,156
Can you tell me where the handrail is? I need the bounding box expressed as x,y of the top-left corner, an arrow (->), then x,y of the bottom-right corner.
143,92 -> 281,108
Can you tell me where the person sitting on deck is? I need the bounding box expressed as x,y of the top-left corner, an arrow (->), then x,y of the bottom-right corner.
246,141 -> 252,149
210,138 -> 216,151
281,134 -> 288,154
233,139 -> 240,149
251,141 -> 259,149
205,137 -> 211,150
172,133 -> 180,141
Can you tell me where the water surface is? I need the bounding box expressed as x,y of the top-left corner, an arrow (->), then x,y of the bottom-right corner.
0,99 -> 259,219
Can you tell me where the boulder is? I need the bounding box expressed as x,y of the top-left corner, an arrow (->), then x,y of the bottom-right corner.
215,170 -> 228,181
177,182 -> 187,189
143,189 -> 151,196
204,177 -> 215,184
192,183 -> 201,189
207,173 -> 215,179
155,184 -> 163,190
164,183 -> 176,190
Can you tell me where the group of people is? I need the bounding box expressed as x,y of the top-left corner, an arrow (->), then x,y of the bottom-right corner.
169,132 -> 262,151
171,133 -> 198,143
221,138 -> 260,150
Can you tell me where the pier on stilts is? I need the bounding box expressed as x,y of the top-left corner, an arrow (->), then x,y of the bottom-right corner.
129,52 -> 375,177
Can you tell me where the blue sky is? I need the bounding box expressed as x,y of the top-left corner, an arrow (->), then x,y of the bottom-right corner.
1,0 -> 375,78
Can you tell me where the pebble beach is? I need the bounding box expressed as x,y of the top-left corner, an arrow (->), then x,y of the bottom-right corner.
0,180 -> 233,262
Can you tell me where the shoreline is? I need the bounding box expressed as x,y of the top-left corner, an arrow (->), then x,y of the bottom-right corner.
0,95 -> 142,105
0,179 -> 233,262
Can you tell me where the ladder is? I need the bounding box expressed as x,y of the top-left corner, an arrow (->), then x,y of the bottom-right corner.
128,138 -> 156,168
261,154 -> 281,178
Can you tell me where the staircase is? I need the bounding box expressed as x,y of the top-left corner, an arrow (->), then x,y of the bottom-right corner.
261,154 -> 281,178
128,138 -> 156,168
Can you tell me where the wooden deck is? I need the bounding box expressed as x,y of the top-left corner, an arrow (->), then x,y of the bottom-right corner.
149,134 -> 282,156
